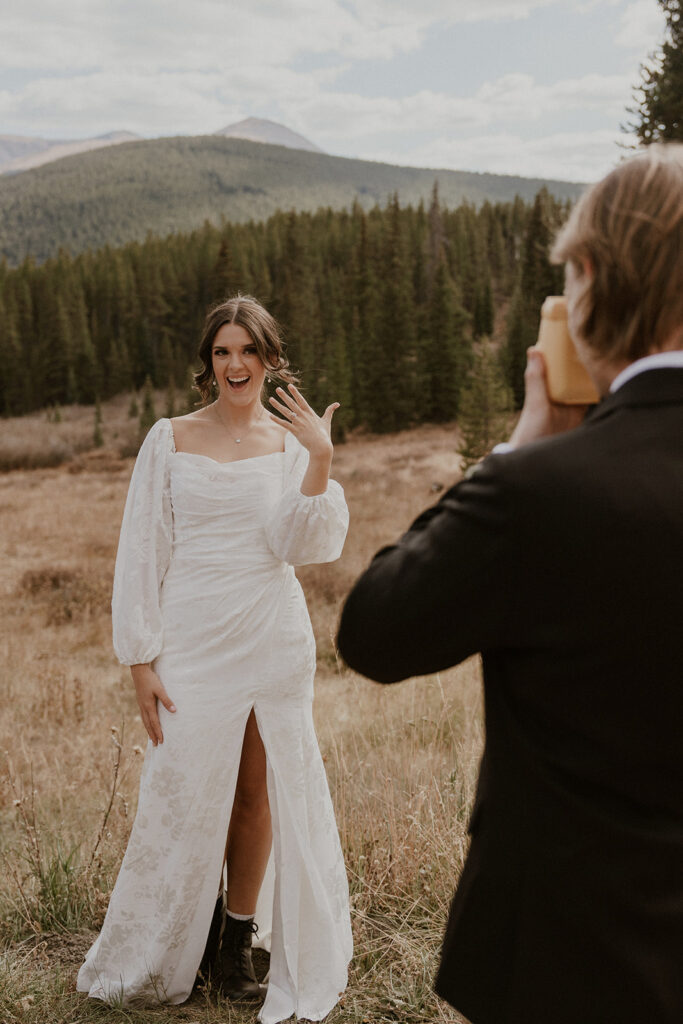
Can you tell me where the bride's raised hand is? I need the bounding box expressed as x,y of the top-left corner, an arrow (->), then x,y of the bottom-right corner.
130,664 -> 176,746
268,384 -> 339,458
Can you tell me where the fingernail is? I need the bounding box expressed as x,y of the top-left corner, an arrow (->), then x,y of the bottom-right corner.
170,705 -> 176,712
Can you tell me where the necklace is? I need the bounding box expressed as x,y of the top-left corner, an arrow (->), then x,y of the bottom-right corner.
213,402 -> 263,444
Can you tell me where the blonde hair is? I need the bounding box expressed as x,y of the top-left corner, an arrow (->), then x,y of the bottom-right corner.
194,294 -> 298,403
551,144 -> 683,362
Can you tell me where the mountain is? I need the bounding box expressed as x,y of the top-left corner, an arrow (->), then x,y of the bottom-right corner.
0,133 -> 584,265
0,134 -> 58,168
215,117 -> 324,153
0,131 -> 140,175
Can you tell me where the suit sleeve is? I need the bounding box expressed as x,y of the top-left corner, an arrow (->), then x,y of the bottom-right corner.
336,456 -> 519,683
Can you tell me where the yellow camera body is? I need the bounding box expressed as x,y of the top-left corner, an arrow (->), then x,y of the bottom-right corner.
536,296 -> 600,405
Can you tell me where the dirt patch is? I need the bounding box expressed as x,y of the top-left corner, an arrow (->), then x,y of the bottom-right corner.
16,930 -> 95,974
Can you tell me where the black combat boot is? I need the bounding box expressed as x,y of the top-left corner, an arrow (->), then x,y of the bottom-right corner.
196,892 -> 226,985
217,915 -> 264,1002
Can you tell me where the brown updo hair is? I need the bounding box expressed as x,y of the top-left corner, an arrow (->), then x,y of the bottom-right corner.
194,294 -> 298,403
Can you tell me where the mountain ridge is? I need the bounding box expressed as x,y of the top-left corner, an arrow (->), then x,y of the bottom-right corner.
214,117 -> 324,153
0,131 -> 140,175
0,133 -> 584,265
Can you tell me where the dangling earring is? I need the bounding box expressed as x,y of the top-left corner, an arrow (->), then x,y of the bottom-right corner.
212,378 -> 218,388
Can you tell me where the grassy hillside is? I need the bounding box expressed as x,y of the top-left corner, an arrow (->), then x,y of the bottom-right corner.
0,134 -> 584,265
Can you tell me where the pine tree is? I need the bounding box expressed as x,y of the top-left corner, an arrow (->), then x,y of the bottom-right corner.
426,181 -> 447,287
69,278 -> 100,403
352,213 -> 382,429
165,378 -> 176,419
107,338 -> 132,396
376,195 -> 419,430
39,295 -> 73,407
626,0 -> 683,144
0,296 -> 25,415
183,367 -> 199,414
502,282 -> 536,407
457,341 -> 514,471
93,397 -> 104,447
273,212 -> 327,410
502,189 -> 563,406
128,392 -> 139,418
473,277 -> 494,338
319,274 -> 352,440
157,335 -> 174,389
139,376 -> 157,437
210,237 -> 244,300
424,259 -> 469,421
520,188 -> 562,309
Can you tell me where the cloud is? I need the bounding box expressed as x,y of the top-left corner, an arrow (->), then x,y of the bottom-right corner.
0,71 -> 243,138
0,63 -> 335,138
295,72 -> 634,145
0,0 -> 569,78
368,129 -> 633,183
349,0 -> 564,28
616,1 -> 666,51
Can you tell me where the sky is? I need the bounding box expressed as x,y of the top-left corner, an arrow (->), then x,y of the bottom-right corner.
0,0 -> 667,182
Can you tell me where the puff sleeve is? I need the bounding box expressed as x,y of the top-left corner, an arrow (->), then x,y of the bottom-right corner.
265,437 -> 349,566
111,418 -> 174,665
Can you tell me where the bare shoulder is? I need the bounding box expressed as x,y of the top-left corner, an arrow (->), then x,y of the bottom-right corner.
170,408 -> 214,447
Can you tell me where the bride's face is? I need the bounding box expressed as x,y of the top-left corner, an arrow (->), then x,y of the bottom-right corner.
212,323 -> 266,405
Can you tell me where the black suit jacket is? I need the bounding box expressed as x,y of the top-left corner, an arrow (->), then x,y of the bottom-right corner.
337,368 -> 683,1024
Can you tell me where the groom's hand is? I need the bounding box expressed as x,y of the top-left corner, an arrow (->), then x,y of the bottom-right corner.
507,347 -> 589,449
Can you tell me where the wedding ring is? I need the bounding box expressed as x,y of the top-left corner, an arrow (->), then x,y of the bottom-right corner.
291,412 -> 298,419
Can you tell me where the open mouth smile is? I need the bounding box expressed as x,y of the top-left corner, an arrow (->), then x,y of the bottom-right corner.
227,376 -> 250,390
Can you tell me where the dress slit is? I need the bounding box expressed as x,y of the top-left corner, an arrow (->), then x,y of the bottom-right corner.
221,702 -> 276,957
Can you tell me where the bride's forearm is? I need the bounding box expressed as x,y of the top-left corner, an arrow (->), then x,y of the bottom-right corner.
300,449 -> 333,496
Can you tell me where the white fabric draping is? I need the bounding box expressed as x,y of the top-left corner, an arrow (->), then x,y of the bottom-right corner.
78,419 -> 352,1023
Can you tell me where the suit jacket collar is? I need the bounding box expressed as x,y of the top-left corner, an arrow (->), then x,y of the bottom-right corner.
587,367 -> 683,425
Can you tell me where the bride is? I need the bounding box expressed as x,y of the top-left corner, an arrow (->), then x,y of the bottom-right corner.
77,295 -> 353,1024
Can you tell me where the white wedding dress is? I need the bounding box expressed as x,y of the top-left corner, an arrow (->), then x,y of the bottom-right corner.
77,417 -> 353,1024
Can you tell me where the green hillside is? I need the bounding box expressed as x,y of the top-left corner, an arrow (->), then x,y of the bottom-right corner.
0,134 -> 583,265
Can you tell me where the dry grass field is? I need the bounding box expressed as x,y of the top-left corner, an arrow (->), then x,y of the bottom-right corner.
0,400 -> 483,1024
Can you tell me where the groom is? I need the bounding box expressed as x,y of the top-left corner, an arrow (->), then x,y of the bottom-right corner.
337,145 -> 683,1024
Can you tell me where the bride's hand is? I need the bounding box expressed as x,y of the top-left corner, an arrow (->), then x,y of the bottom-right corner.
130,664 -> 176,746
268,384 -> 339,459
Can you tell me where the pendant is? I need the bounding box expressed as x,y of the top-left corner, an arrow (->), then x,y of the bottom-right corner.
235,438 -> 241,443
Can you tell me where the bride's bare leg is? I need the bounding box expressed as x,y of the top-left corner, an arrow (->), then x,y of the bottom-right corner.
225,708 -> 272,915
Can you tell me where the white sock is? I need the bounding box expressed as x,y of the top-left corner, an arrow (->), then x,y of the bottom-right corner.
226,909 -> 254,921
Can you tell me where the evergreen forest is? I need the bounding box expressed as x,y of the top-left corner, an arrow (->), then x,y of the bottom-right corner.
0,186 -> 568,436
